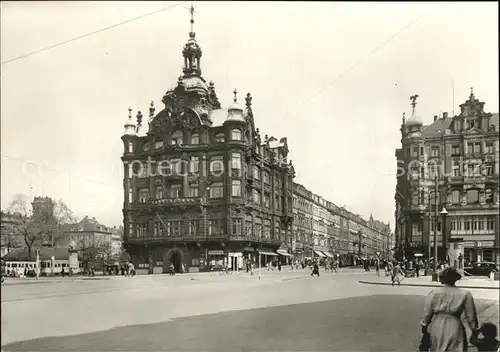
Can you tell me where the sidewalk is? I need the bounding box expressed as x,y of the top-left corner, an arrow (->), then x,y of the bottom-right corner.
359,274 -> 500,290
1,268 -> 312,286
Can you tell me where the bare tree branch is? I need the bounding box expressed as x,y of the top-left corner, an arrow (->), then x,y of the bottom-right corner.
6,195 -> 77,258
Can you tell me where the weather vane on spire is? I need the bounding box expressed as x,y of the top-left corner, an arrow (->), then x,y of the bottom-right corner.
470,86 -> 474,97
410,94 -> 419,114
233,89 -> 238,103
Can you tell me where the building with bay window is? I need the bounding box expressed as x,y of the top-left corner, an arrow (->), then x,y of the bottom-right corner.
394,90 -> 499,264
121,13 -> 294,273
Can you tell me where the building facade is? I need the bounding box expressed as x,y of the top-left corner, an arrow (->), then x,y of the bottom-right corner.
292,183 -> 390,265
0,211 -> 24,257
58,216 -> 113,249
121,14 -> 295,273
394,91 -> 500,264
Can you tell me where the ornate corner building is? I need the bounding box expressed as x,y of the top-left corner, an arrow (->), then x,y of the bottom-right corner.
394,90 -> 500,264
120,13 -> 294,273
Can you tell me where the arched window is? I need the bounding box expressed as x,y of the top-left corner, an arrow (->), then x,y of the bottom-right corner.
231,129 -> 242,141
190,133 -> 199,145
171,131 -> 183,145
466,189 -> 479,204
138,189 -> 150,203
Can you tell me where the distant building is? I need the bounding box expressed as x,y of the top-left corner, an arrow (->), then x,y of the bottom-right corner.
0,211 -> 24,257
58,216 -> 112,249
292,183 -> 391,265
394,91 -> 499,263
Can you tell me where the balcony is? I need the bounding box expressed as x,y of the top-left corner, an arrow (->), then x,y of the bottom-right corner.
127,233 -> 227,244
134,197 -> 204,208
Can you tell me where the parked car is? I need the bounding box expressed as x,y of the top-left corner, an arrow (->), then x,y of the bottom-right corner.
464,261 -> 498,277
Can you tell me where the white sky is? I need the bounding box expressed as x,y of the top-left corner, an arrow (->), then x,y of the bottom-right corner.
1,1 -> 498,228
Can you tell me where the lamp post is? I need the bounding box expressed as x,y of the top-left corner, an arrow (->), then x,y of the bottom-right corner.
432,175 -> 439,281
440,207 -> 449,265
203,186 -> 211,270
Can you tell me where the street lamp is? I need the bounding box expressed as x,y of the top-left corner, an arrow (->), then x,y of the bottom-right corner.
203,185 -> 211,270
440,207 -> 449,264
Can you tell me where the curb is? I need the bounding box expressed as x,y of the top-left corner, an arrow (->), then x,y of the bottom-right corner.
358,280 -> 500,290
2,277 -> 112,286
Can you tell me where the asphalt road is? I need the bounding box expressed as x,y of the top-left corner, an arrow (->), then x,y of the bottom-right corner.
2,269 -> 498,351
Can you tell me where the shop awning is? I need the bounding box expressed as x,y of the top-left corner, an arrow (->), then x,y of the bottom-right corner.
314,250 -> 325,257
323,252 -> 334,258
208,250 -> 224,255
259,251 -> 278,256
277,249 -> 291,257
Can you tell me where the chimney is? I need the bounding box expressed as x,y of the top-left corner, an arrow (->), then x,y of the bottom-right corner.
443,112 -> 448,119
433,115 -> 438,122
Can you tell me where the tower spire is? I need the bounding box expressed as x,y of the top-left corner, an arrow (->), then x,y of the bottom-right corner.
182,1 -> 202,76
188,1 -> 197,38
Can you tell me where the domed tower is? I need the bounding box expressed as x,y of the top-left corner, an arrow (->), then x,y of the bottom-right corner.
227,89 -> 245,122
182,5 -> 202,77
121,107 -> 137,154
402,94 -> 425,203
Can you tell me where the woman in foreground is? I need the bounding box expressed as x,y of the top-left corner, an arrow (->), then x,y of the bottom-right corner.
420,267 -> 479,351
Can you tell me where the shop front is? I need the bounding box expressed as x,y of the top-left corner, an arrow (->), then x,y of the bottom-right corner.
277,249 -> 292,265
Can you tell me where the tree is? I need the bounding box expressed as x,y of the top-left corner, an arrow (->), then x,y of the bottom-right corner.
118,243 -> 131,264
7,194 -> 44,258
78,240 -> 113,271
6,194 -> 77,258
0,212 -> 23,253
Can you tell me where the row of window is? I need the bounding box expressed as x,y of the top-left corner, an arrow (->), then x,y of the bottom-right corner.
129,129 -> 244,153
412,188 -> 496,206
130,154 -> 242,178
410,162 -> 496,179
131,181 -> 241,203
409,141 -> 495,158
412,216 -> 496,232
131,219 -> 289,239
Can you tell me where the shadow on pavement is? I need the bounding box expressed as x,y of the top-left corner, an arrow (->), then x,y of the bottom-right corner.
2,295 -> 431,352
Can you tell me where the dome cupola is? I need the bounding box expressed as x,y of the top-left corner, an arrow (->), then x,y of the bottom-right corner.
123,107 -> 136,136
405,94 -> 423,128
227,89 -> 245,121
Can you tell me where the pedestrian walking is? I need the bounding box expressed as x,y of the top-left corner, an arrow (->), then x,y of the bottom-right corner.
375,260 -> 380,277
311,262 -> 320,277
391,262 -> 404,286
419,267 -> 479,352
414,260 -> 421,278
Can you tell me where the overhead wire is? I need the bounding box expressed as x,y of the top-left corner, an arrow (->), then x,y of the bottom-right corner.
1,1 -> 188,65
2,7 -> 423,218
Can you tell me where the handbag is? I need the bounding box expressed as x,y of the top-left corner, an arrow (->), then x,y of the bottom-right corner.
418,332 -> 431,351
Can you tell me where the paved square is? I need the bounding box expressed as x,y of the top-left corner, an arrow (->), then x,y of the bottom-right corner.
2,270 -> 498,351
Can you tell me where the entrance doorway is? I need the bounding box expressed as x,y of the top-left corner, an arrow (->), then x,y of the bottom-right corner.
170,250 -> 183,273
